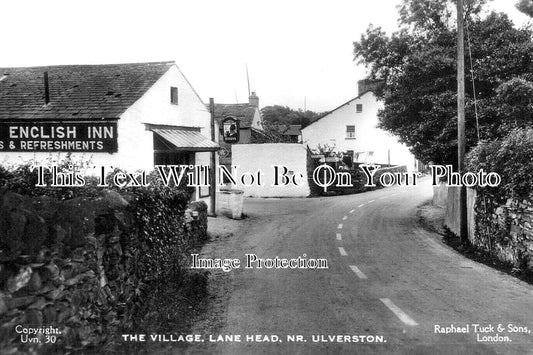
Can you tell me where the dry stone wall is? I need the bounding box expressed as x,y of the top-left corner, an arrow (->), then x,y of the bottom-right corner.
472,192 -> 533,272
0,189 -> 207,354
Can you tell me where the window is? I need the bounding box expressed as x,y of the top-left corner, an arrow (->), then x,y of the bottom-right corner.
346,125 -> 355,138
356,104 -> 363,113
170,87 -> 178,104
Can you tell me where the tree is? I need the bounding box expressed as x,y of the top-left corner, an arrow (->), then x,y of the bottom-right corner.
516,0 -> 533,17
354,0 -> 533,165
250,120 -> 292,143
255,105 -> 324,143
261,105 -> 324,128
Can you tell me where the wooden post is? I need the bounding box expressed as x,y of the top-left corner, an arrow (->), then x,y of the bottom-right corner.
209,98 -> 217,217
457,0 -> 468,243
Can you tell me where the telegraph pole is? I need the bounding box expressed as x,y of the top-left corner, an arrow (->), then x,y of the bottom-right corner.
457,0 -> 468,243
209,98 -> 217,217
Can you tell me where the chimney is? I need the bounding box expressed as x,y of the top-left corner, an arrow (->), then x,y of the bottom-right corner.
249,91 -> 259,107
357,79 -> 385,96
44,71 -> 50,105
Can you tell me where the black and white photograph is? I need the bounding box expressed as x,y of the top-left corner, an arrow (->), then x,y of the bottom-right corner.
1,0 -> 533,354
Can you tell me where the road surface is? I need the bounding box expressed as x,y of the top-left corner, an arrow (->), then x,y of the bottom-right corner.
187,179 -> 533,354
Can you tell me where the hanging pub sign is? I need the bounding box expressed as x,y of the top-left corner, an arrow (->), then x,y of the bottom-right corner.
222,117 -> 240,143
0,121 -> 118,152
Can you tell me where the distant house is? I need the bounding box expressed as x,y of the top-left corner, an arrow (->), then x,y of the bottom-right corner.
301,80 -> 417,171
279,124 -> 302,143
0,61 -> 219,208
212,92 -> 264,164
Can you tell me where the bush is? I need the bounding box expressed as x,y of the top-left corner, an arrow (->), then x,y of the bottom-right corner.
0,156 -> 101,199
128,180 -> 191,282
466,127 -> 533,199
0,159 -> 207,354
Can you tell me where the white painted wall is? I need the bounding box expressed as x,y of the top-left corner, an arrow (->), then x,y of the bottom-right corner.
301,92 -> 416,171
116,64 -> 216,207
231,143 -> 310,197
0,65 -> 212,170
115,65 -> 212,171
0,64 -> 218,209
251,108 -> 263,130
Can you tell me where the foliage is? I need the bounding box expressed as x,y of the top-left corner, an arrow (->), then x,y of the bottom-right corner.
0,155 -> 101,199
516,0 -> 533,17
466,126 -> 533,275
317,143 -> 336,155
466,127 -> 533,198
397,0 -> 454,32
126,176 -> 192,283
491,78 -> 533,133
254,105 -> 321,143
250,121 -> 295,143
0,162 -> 206,354
353,0 -> 533,165
261,105 -> 324,128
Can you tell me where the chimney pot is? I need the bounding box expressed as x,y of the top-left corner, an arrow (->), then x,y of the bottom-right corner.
249,92 -> 259,107
44,71 -> 50,105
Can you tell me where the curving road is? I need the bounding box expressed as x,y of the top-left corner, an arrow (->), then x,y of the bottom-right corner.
187,178 -> 533,354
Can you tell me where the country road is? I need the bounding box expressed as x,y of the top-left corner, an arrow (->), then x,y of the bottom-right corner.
186,179 -> 533,355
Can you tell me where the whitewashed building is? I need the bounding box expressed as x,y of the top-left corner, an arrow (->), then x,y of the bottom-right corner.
0,61 -> 219,207
301,80 -> 417,171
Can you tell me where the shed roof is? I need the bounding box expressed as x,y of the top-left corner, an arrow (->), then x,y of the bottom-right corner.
150,126 -> 219,152
281,124 -> 302,136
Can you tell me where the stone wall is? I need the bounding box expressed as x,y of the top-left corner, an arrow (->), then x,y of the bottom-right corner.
0,189 -> 207,354
472,192 -> 533,272
436,183 -> 533,273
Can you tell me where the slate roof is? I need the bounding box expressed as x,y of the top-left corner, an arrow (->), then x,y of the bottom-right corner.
281,124 -> 302,136
0,61 -> 174,120
211,103 -> 257,128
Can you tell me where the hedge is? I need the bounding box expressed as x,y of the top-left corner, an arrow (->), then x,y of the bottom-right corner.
466,127 -> 533,199
0,160 -> 208,354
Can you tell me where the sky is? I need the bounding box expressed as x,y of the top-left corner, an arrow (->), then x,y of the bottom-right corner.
0,0 -> 530,112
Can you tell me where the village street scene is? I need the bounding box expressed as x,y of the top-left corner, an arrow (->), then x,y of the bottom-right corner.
1,0 -> 533,354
